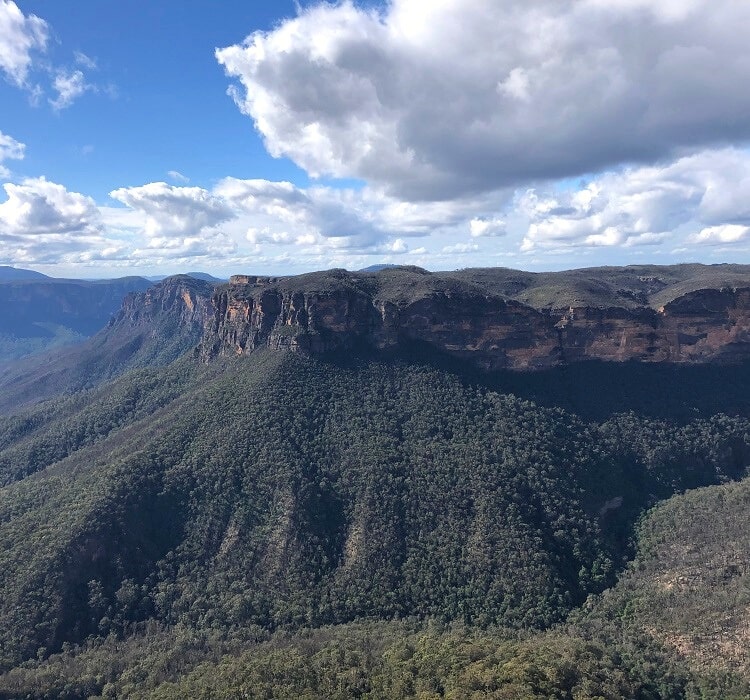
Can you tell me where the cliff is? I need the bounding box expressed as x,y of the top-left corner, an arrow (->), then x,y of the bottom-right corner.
7,265 -> 746,406
200,265 -> 750,370
0,275 -> 153,363
0,276 -> 215,413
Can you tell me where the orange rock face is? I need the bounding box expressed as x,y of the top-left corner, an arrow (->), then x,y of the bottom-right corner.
199,276 -> 750,372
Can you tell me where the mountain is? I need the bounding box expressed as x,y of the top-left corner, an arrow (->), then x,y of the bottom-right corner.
208,264 -> 750,369
146,272 -> 226,282
0,275 -> 153,364
0,266 -> 49,281
0,275 -> 214,413
5,263 -> 750,415
184,271 -> 226,282
357,263 -> 400,272
0,264 -> 749,697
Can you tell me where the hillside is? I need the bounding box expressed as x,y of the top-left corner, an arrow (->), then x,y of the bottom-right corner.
0,275 -> 153,363
0,276 -> 214,413
0,350 -> 749,696
0,264 -> 749,697
0,266 -> 49,281
579,474 -> 750,682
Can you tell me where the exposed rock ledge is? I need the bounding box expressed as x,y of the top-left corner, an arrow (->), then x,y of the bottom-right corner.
196,267 -> 750,371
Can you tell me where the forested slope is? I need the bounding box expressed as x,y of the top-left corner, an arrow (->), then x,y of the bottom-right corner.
2,264 -> 750,697
0,276 -> 214,413
0,276 -> 152,363
0,350 -> 749,697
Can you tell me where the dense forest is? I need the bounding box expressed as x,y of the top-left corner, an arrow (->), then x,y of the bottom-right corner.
1,266 -> 750,697
0,346 -> 749,697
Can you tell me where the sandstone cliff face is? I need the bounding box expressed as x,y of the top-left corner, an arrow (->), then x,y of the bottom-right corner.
113,275 -> 212,332
198,270 -> 750,371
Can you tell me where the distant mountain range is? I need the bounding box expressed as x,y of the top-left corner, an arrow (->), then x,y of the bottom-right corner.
0,268 -> 224,364
0,273 -> 153,364
0,265 -> 49,281
146,271 -> 226,282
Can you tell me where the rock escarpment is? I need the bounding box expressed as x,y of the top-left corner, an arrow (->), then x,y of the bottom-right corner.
199,266 -> 750,371
112,274 -> 213,335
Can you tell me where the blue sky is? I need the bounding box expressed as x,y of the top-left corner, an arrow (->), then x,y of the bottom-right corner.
2,0 -> 750,278
1,1 -> 307,198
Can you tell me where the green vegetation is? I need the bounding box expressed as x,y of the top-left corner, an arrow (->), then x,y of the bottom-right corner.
448,263 -> 750,309
0,276 -> 153,364
0,347 -> 748,696
579,476 -> 750,683
2,620 -> 735,699
220,262 -> 750,311
0,276 -> 213,413
3,263 -> 750,696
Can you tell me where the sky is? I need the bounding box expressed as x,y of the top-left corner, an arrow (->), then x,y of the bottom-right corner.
2,0 -> 750,278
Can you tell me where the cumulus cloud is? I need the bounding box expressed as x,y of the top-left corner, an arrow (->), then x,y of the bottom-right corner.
520,149 -> 750,251
217,0 -> 750,201
0,131 -> 25,178
216,177 -> 414,252
0,0 -> 47,87
110,182 -> 235,238
470,217 -> 506,238
387,238 -> 408,253
692,225 -> 750,246
215,177 -> 519,257
0,177 -> 127,264
109,182 -> 238,260
0,177 -> 101,236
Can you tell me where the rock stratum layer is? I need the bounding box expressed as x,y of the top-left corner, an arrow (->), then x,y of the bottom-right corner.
195,265 -> 750,371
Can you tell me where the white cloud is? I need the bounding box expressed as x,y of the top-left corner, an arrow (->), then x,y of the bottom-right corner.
215,177 -> 517,258
0,130 -> 25,178
0,0 -> 47,87
217,0 -> 750,201
692,224 -> 750,245
110,182 -> 235,238
109,182 -> 237,260
73,50 -> 97,70
0,3 -> 101,109
0,177 -> 101,236
520,149 -> 750,251
0,177 -> 128,264
470,217 -> 506,238
50,69 -> 94,110
20,144 -> 750,273
388,238 -> 408,253
216,177 -> 398,251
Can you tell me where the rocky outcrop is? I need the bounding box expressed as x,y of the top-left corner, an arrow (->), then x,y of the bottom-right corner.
198,269 -> 750,371
0,276 -> 217,414
112,275 -> 213,332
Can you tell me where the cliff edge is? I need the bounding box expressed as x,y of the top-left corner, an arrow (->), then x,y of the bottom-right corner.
199,265 -> 750,370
